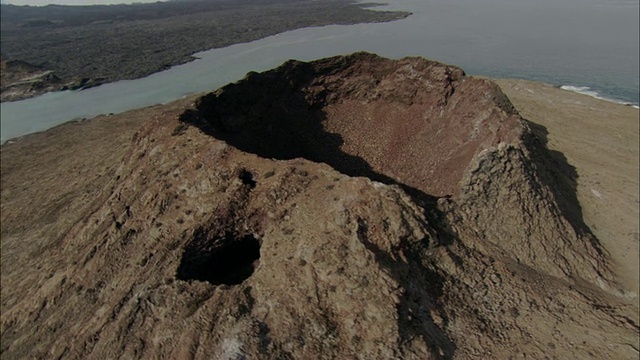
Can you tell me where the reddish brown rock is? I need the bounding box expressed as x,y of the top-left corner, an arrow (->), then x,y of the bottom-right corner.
186,52 -> 609,284
1,53 -> 637,359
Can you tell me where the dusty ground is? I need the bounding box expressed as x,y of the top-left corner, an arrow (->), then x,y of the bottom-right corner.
496,79 -> 640,298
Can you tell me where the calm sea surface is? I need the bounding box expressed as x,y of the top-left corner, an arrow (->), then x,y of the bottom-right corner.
2,0 -> 638,143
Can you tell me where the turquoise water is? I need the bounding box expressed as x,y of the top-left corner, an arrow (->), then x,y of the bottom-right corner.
2,0 -> 638,142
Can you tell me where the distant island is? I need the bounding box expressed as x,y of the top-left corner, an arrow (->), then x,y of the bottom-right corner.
0,0 -> 409,101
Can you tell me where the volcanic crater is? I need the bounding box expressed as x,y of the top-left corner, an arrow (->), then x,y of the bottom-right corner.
1,52 -> 637,359
182,52 -> 609,284
183,52 -> 522,198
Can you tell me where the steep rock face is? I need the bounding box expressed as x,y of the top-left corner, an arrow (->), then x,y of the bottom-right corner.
1,53 -> 637,359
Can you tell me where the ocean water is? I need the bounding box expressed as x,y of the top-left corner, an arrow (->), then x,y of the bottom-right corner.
1,0 -> 638,142
376,0 -> 639,106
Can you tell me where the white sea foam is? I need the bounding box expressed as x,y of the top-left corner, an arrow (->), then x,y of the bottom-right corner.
560,85 -> 639,109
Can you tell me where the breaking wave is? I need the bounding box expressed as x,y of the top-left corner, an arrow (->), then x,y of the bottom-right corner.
560,85 -> 639,109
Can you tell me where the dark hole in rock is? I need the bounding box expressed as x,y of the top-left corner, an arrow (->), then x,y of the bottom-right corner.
177,231 -> 261,285
239,169 -> 256,188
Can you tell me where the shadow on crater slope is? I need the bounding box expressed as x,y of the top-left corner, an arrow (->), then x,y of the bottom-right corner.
180,52 -> 524,199
523,119 -> 600,248
181,56 -> 399,185
182,52 -> 598,245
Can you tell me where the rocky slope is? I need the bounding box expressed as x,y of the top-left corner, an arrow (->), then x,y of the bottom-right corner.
495,78 -> 640,297
0,56 -> 64,102
1,53 -> 638,359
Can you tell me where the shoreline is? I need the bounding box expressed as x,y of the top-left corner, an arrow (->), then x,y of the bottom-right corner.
2,74 -> 638,147
0,0 -> 409,102
557,84 -> 640,109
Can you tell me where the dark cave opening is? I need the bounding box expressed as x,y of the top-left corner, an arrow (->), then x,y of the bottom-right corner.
177,231 -> 261,286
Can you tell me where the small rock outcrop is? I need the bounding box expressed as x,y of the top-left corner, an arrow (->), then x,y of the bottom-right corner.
0,56 -> 63,102
1,53 -> 637,359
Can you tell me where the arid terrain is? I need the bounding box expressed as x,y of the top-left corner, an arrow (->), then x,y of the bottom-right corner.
1,53 -> 638,358
495,79 -> 640,298
0,0 -> 408,101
